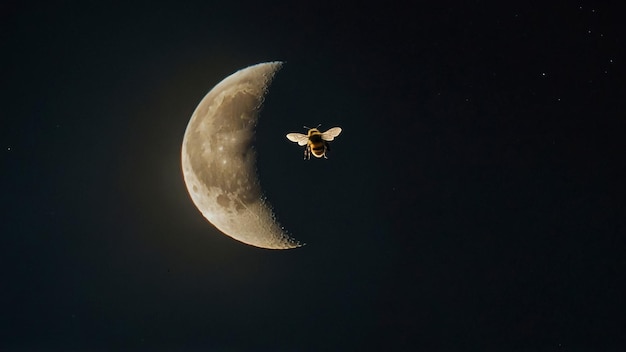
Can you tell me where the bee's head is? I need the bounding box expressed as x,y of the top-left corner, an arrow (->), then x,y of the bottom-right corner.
304,124 -> 322,135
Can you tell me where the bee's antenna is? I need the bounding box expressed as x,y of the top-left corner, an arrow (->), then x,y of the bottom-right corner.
303,124 -> 322,130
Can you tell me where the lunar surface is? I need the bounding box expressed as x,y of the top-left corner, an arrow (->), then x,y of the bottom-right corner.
181,62 -> 301,249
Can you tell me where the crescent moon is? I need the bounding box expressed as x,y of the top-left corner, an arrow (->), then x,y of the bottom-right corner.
181,62 -> 302,249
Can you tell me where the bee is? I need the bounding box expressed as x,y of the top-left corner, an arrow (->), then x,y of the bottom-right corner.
286,126 -> 342,159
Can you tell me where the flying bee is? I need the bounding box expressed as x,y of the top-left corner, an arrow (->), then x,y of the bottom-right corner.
286,126 -> 342,159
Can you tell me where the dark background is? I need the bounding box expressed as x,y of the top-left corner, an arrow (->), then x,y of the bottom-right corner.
2,1 -> 624,350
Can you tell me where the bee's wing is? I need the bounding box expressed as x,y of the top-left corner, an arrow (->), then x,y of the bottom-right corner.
286,133 -> 309,146
320,127 -> 342,141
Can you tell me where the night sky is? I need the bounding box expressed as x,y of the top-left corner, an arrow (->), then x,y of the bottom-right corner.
2,1 -> 625,351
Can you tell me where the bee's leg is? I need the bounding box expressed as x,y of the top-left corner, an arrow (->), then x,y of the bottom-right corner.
304,146 -> 309,160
